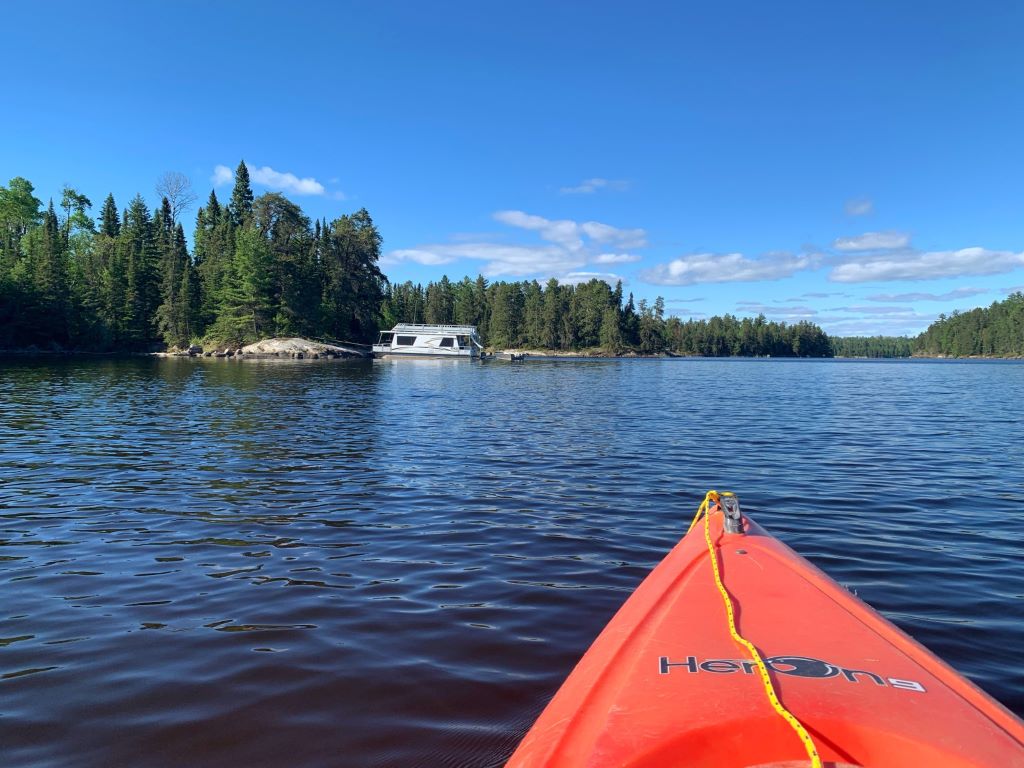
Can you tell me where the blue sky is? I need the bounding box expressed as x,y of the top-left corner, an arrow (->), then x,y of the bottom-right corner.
3,0 -> 1022,336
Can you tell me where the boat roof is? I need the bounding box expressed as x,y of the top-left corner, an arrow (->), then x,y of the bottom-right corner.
388,324 -> 479,335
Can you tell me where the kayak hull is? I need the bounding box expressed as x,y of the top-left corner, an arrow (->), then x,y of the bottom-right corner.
507,507 -> 1024,767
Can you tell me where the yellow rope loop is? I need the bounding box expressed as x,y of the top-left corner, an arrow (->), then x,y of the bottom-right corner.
687,489 -> 719,534
694,491 -> 822,768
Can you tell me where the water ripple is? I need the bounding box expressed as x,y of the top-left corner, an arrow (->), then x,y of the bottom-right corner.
0,357 -> 1022,766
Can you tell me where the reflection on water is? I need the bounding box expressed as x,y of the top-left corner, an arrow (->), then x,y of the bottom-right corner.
1,357 -> 1023,767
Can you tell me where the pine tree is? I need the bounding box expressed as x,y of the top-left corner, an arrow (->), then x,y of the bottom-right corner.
99,193 -> 120,237
600,305 -> 624,353
229,160 -> 253,225
210,226 -> 274,343
118,195 -> 160,346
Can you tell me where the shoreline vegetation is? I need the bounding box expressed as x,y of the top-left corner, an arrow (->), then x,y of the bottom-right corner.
3,169 -> 1022,360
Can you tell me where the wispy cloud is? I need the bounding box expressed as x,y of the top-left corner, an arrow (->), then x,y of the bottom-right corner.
829,305 -> 922,316
558,271 -> 625,286
639,251 -> 819,286
559,178 -> 630,195
381,243 -> 577,277
211,165 -> 234,186
819,314 -> 937,337
593,252 -> 642,264
383,211 -> 648,279
493,210 -> 647,251
667,309 -> 708,319
735,301 -> 819,318
211,163 -> 331,197
833,231 -> 910,251
247,164 -> 325,196
788,291 -> 850,300
844,198 -> 874,216
831,247 -> 1024,283
866,287 -> 988,302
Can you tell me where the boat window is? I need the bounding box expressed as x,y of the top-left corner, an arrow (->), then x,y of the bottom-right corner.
396,335 -> 417,346
378,332 -> 394,344
457,335 -> 470,345
439,337 -> 455,348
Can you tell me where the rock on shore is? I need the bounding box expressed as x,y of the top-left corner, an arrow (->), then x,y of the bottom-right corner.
239,337 -> 370,359
160,337 -> 371,359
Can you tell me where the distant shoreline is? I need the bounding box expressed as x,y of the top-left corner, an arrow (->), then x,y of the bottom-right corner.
2,348 -> 1024,362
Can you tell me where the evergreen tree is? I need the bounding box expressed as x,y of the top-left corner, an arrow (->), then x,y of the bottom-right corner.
118,195 -> 160,346
98,193 -> 120,237
320,208 -> 386,341
156,211 -> 196,348
600,305 -> 624,353
541,277 -> 561,349
229,160 -> 253,225
211,226 -> 274,343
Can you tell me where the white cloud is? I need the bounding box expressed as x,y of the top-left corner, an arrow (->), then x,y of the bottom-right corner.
558,271 -> 625,286
246,164 -> 325,196
211,165 -> 234,186
210,163 -> 329,196
667,309 -> 708,320
384,211 -> 647,279
382,242 -> 583,278
833,231 -> 910,251
792,291 -> 850,299
594,252 -> 642,264
844,198 -> 874,216
380,248 -> 458,267
829,305 -> 921,316
819,314 -> 937,337
560,178 -> 630,195
493,210 -> 647,251
831,247 -> 1024,283
866,288 -> 988,302
735,302 -> 819,318
639,252 -> 819,286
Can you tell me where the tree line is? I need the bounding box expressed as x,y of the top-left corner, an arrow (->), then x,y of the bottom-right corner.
9,166 -> 1015,358
827,293 -> 1024,358
383,277 -> 834,356
915,292 -> 1024,357
0,164 -> 386,351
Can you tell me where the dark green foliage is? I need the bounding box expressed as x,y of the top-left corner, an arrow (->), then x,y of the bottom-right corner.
98,193 -> 120,237
229,160 -> 253,226
830,335 -> 913,358
915,293 -> 1024,357
156,221 -> 198,347
118,195 -> 161,346
194,190 -> 235,329
384,277 -> 837,356
0,174 -> 388,351
425,275 -> 454,324
320,209 -> 387,341
664,313 -> 831,357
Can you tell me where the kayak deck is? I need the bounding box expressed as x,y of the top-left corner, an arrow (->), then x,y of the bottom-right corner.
507,502 -> 1024,767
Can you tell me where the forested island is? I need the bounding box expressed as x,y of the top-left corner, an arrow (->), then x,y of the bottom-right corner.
2,169 -> 1021,358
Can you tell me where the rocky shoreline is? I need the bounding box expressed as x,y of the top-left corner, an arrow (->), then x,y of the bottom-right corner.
157,337 -> 371,360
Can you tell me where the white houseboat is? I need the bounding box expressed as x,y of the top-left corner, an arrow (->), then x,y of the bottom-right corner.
372,324 -> 484,358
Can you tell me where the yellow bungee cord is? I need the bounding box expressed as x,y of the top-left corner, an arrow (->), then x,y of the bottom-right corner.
689,490 -> 822,768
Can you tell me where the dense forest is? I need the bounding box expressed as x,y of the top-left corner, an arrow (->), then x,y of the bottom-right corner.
2,171 -> 1020,357
382,277 -> 832,356
828,293 -> 1024,358
829,335 -> 915,358
0,164 -> 386,350
914,293 -> 1024,357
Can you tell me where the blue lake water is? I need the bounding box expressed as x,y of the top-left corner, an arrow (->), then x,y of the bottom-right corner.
1,356 -> 1022,766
